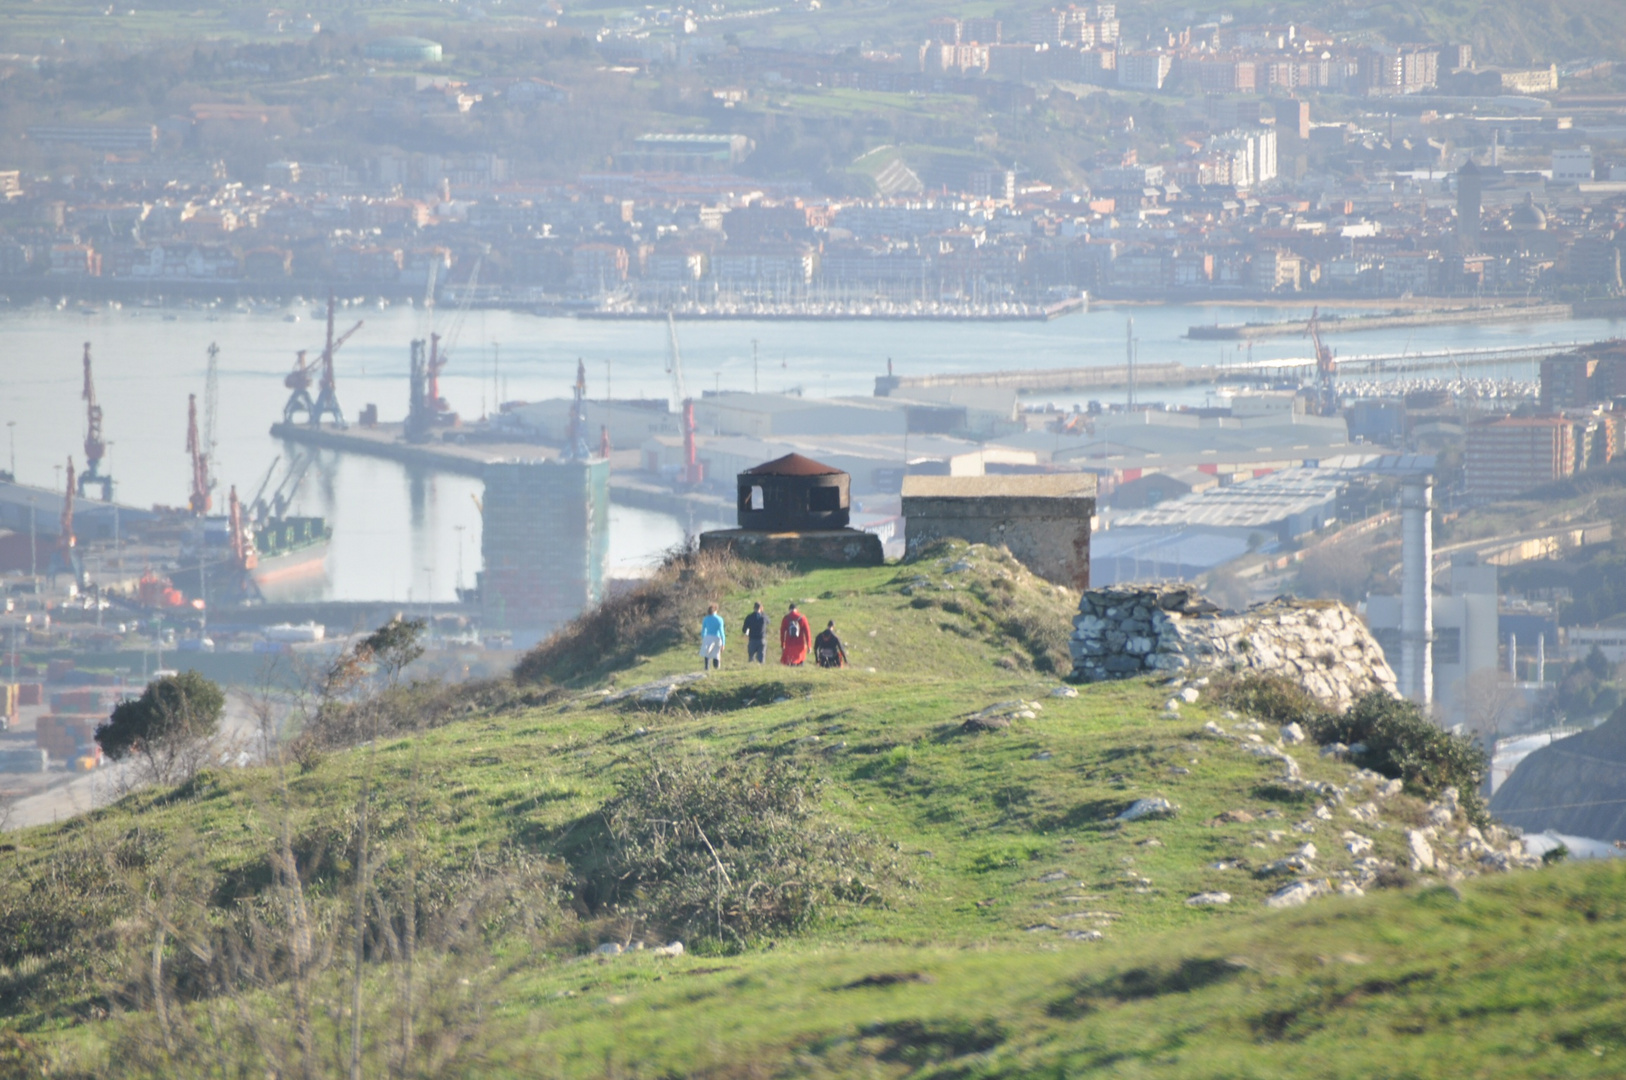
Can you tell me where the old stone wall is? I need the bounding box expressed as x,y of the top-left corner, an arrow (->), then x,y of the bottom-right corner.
1069,585 -> 1398,709
901,476 -> 1095,590
697,528 -> 884,566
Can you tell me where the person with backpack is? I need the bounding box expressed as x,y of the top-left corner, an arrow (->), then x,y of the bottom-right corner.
780,601 -> 811,666
700,604 -> 726,671
742,601 -> 768,664
814,620 -> 849,669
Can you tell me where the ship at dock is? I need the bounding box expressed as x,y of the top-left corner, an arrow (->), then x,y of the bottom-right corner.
171,511 -> 332,605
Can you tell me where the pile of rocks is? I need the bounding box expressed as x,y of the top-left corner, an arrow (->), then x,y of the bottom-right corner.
1069,586 -> 1398,709
1194,716 -> 1544,908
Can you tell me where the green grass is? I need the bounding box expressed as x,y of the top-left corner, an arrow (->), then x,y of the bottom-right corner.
4,542 -> 1623,1076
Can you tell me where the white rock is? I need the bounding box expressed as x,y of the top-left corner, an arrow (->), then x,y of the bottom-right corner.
1407,829 -> 1436,872
1343,831 -> 1374,856
1321,742 -> 1350,759
1179,686 -> 1201,704
1376,779 -> 1404,799
653,941 -> 684,957
596,943 -> 624,955
1348,801 -> 1379,823
1116,797 -> 1177,822
1163,699 -> 1182,713
1266,879 -> 1330,908
1202,721 -> 1227,736
1296,842 -> 1318,860
1314,805 -> 1334,821
1063,930 -> 1105,942
1280,722 -> 1305,745
1051,686 -> 1079,698
1186,892 -> 1232,906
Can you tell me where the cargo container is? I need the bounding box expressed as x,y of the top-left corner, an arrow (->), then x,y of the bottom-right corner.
45,659 -> 75,682
49,688 -> 109,713
16,682 -> 41,706
0,748 -> 48,773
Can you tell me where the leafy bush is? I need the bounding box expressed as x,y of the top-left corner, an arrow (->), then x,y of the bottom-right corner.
576,757 -> 889,946
96,671 -> 225,783
1311,691 -> 1489,824
515,548 -> 786,687
1210,672 -> 1329,728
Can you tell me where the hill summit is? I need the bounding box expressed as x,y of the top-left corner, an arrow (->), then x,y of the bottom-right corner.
0,542 -> 1620,1078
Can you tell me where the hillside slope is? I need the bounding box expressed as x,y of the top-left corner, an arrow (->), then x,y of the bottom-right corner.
0,543 -> 1620,1078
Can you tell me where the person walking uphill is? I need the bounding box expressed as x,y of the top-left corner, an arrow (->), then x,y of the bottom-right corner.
814,621 -> 849,669
742,601 -> 768,664
700,604 -> 726,671
780,601 -> 811,666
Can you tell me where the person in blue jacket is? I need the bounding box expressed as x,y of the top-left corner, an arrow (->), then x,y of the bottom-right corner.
700,603 -> 726,671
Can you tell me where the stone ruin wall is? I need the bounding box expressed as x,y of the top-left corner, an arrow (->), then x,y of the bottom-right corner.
1069,585 -> 1398,710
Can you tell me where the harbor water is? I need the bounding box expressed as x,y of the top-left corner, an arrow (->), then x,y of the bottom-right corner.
1,300 -> 1620,602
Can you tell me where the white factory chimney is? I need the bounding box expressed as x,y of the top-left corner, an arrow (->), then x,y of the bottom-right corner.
1399,478 -> 1433,706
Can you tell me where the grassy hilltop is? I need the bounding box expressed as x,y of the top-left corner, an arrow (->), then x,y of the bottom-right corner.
2,542 -> 1625,1078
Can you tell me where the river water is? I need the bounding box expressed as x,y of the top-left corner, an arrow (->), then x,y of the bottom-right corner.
1,299 -> 1619,601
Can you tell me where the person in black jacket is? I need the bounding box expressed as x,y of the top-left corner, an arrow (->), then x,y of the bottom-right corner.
814,620 -> 848,669
742,601 -> 768,664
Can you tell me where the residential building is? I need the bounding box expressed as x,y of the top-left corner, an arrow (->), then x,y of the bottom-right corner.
1465,416 -> 1576,500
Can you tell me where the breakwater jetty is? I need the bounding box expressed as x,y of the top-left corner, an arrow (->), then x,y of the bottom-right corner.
1187,302 -> 1574,340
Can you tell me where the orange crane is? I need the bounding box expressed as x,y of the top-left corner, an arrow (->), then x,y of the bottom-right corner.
227,485 -> 257,573
186,394 -> 212,515
1306,307 -> 1338,416
79,343 -> 112,500
50,457 -> 79,578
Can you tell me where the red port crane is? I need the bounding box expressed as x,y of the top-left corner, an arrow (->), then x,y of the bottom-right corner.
50,456 -> 78,578
186,394 -> 212,515
1306,307 -> 1339,416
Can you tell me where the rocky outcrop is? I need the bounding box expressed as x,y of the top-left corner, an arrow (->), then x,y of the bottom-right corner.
1069,585 -> 1398,709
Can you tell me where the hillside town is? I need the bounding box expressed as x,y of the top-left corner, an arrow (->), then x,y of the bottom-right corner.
0,6 -> 1624,308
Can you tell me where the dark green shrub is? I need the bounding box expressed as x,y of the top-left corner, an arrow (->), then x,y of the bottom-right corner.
95,671 -> 225,783
1311,691 -> 1489,824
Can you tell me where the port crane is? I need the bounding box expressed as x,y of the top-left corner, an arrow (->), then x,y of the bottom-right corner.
49,457 -> 79,579
186,393 -> 212,515
282,295 -> 363,425
1306,307 -> 1338,416
665,312 -> 703,486
78,343 -> 113,500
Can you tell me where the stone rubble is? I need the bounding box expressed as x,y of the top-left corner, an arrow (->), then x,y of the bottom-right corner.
1069,585 -> 1399,709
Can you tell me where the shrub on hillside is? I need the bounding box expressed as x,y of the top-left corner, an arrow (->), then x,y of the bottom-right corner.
96,671 -> 225,784
1311,691 -> 1489,824
1210,672 -> 1330,728
515,547 -> 786,687
577,757 -> 889,946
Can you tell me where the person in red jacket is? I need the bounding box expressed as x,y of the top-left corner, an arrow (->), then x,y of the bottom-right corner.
780,601 -> 812,666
